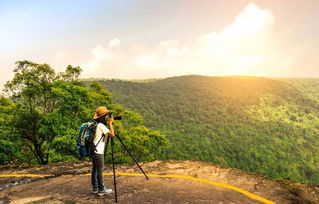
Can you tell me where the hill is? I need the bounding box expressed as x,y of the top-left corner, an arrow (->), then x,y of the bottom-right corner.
86,76 -> 319,184
0,160 -> 318,203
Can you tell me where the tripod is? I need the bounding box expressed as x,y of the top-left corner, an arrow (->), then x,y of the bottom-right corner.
104,132 -> 149,203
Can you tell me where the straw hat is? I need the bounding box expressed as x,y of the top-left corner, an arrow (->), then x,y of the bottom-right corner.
93,106 -> 111,119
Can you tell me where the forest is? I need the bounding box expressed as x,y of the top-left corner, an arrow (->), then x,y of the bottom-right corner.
88,75 -> 319,184
1,61 -> 318,185
0,61 -> 168,165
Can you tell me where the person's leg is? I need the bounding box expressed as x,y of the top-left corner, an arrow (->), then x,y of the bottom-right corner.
96,153 -> 106,191
96,154 -> 113,196
91,154 -> 98,191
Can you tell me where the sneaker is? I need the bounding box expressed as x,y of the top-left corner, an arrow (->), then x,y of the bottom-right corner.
97,188 -> 112,196
91,188 -> 98,194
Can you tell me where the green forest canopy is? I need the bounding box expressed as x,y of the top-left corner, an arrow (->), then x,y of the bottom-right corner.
1,62 -> 318,185
0,61 -> 168,165
88,75 -> 319,184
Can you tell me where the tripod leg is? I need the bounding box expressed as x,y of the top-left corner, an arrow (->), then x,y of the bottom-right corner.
111,137 -> 118,203
116,134 -> 149,180
104,136 -> 110,156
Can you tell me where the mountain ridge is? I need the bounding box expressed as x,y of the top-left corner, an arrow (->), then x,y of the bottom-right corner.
85,75 -> 319,184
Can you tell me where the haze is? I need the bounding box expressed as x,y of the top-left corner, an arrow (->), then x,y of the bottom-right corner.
1,0 -> 319,89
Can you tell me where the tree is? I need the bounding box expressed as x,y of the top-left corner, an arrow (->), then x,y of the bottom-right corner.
4,61 -> 84,164
0,96 -> 23,164
3,60 -> 168,165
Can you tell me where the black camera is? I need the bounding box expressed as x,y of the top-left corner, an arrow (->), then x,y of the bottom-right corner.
107,111 -> 122,120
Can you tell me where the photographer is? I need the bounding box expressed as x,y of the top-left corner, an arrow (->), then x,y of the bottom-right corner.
91,106 -> 115,196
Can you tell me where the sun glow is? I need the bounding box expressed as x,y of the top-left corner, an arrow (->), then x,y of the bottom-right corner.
78,3 -> 289,78
2,0 -> 319,88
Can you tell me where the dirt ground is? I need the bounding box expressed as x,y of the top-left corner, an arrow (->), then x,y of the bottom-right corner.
0,160 -> 318,204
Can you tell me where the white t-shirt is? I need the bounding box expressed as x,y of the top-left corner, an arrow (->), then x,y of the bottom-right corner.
93,123 -> 110,154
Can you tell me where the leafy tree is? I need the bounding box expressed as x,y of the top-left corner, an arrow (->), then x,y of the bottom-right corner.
0,96 -> 24,164
2,61 -> 168,165
3,61 -> 84,164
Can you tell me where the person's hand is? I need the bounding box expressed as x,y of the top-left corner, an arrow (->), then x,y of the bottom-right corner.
107,134 -> 114,138
108,116 -> 114,124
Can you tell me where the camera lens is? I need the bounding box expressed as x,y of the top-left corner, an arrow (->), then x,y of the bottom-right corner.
114,116 -> 122,120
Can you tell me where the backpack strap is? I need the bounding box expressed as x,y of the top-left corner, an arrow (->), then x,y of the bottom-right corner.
95,133 -> 105,147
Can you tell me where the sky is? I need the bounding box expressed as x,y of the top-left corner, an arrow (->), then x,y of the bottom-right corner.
1,0 -> 319,89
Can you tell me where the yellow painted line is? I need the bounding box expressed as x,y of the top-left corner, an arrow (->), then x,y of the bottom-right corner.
0,174 -> 52,178
0,173 -> 275,204
81,172 -> 276,204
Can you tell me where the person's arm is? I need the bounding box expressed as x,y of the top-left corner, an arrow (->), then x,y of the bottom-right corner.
107,117 -> 115,137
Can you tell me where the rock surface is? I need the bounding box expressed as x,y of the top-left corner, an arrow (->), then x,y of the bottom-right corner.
0,160 -> 318,204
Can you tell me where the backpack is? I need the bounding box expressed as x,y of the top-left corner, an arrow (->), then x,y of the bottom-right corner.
76,122 -> 100,157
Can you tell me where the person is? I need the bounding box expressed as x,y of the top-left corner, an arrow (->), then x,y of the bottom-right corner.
91,106 -> 115,196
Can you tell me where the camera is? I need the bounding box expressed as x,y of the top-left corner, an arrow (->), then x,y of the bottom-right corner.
107,111 -> 122,120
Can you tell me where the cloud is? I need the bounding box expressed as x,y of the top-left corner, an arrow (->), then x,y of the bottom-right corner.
79,3 -> 293,79
81,38 -> 121,75
128,2 -> 284,77
108,38 -> 121,48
